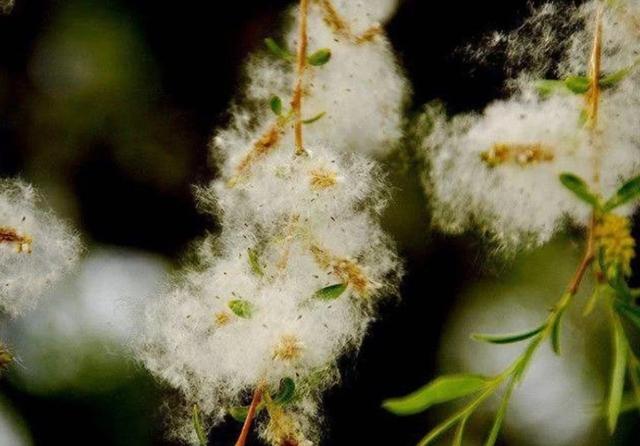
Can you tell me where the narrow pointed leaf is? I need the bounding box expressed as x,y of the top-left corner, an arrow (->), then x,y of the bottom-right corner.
248,248 -> 264,277
302,111 -> 326,125
614,300 -> 640,330
600,67 -> 632,89
192,404 -> 207,446
535,79 -> 566,97
382,374 -> 489,416
270,96 -> 283,116
603,175 -> 640,211
559,173 -> 599,206
607,317 -> 627,433
264,37 -> 293,61
228,406 -> 249,422
273,377 -> 296,405
307,48 -> 332,66
228,299 -> 254,319
472,324 -> 545,345
550,310 -> 566,355
564,75 -> 591,94
313,283 -> 347,301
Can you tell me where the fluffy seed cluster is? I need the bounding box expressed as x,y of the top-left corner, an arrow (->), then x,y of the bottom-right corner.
423,0 -> 640,252
138,1 -> 406,444
0,180 -> 80,317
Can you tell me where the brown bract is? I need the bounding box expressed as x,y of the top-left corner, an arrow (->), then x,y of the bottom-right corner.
0,226 -> 32,253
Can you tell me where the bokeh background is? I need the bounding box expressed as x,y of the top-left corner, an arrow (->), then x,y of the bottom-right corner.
0,0 -> 638,444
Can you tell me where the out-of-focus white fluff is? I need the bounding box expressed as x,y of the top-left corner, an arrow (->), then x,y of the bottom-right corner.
0,180 -> 81,317
423,0 -> 640,252
138,1 -> 404,444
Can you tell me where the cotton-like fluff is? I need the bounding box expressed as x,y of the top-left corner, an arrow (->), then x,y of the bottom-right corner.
208,144 -> 387,229
219,0 -> 407,164
140,149 -> 400,444
0,180 -> 81,317
423,0 -> 640,252
140,0 -> 404,443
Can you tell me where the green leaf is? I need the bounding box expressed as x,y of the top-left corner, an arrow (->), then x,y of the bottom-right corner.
607,316 -> 628,433
248,248 -> 264,277
614,300 -> 640,330
600,67 -> 632,89
559,173 -> 599,207
382,374 -> 489,416
550,310 -> 566,355
302,111 -> 326,125
564,76 -> 591,94
228,300 -> 254,319
228,406 -> 250,423
472,325 -> 545,345
264,37 -> 294,61
603,175 -> 640,211
307,49 -> 332,66
313,283 -> 347,301
535,79 -> 566,97
608,267 -> 632,302
273,377 -> 296,405
270,96 -> 283,116
192,404 -> 207,446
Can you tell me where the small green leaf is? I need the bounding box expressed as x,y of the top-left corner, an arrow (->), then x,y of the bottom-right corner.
550,310 -> 566,355
607,316 -> 628,433
313,283 -> 347,301
228,299 -> 254,319
270,96 -> 283,116
264,37 -> 294,61
273,377 -> 296,405
248,248 -> 264,277
382,374 -> 489,416
192,404 -> 207,446
302,111 -> 326,125
615,300 -> 640,330
603,175 -> 640,211
307,48 -> 332,66
564,76 -> 591,94
535,79 -> 566,97
228,406 -> 250,422
600,67 -> 632,89
607,266 -> 633,302
472,325 -> 545,345
559,173 -> 599,207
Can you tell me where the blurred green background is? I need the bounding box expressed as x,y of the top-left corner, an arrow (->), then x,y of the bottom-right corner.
0,0 -> 638,444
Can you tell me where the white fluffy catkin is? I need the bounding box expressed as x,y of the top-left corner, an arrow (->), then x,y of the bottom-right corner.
0,179 -> 81,317
423,0 -> 640,252
138,1 -> 404,445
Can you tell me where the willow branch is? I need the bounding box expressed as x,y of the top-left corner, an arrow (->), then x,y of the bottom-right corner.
568,215 -> 596,295
292,0 -> 309,156
234,386 -> 264,446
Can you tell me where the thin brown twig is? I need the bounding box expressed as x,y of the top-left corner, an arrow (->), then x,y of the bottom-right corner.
586,4 -> 604,130
234,386 -> 264,446
318,0 -> 383,43
568,214 -> 597,295
293,0 -> 309,156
